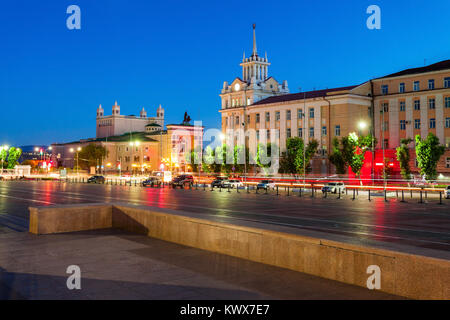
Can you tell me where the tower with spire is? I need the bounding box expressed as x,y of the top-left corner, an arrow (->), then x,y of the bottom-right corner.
220,24 -> 289,110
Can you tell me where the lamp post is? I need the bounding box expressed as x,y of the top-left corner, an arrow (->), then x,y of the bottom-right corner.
70,147 -> 82,177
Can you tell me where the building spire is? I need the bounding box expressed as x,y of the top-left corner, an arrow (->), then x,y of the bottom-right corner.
252,23 -> 257,56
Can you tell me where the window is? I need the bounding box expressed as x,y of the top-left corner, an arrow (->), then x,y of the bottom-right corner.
428,79 -> 435,90
265,112 -> 270,122
447,157 -> 450,169
446,97 -> 450,108
429,118 -> 436,129
335,125 -> 341,136
414,81 -> 420,91
428,98 -> 435,109
256,113 -> 260,123
286,110 -> 291,120
383,121 -> 388,131
399,101 -> 406,111
381,85 -> 388,95
446,117 -> 450,128
225,118 -> 228,126
309,127 -> 314,138
246,115 -> 250,124
414,119 -> 420,129
298,128 -> 303,138
286,128 -> 291,138
400,120 -> 406,130
384,139 -> 389,149
235,116 -> 239,125
256,130 -> 260,140
275,111 -> 280,121
322,126 -> 327,136
297,109 -> 303,119
382,103 -> 389,112
444,77 -> 450,88
414,99 -> 420,110
399,83 -> 405,93
309,108 -> 314,118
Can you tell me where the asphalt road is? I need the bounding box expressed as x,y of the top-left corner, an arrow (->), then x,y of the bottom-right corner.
0,180 -> 449,258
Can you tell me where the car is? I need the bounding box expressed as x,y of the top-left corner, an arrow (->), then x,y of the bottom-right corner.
321,182 -> 345,194
256,180 -> 276,190
446,186 -> 450,199
142,176 -> 162,187
211,177 -> 228,188
87,175 -> 105,184
222,179 -> 243,189
171,175 -> 194,188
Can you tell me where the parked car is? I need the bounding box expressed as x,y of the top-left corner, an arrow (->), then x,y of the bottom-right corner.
171,175 -> 194,188
87,175 -> 105,184
321,182 -> 345,194
222,179 -> 243,189
211,177 -> 228,188
142,176 -> 162,187
446,186 -> 450,199
256,180 -> 276,190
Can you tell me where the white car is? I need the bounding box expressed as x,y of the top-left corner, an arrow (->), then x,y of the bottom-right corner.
256,180 -> 276,190
224,179 -> 243,188
321,182 -> 346,194
446,186 -> 450,199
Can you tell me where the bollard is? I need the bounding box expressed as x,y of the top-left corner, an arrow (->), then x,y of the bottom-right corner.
368,189 -> 371,201
410,190 -> 413,198
299,187 -> 302,197
237,184 -> 239,193
228,184 -> 231,193
425,191 -> 427,199
276,186 -> 279,196
384,189 -> 387,202
352,189 -> 355,201
256,186 -> 258,194
396,190 -> 398,198
311,186 -> 314,198
220,185 -> 222,192
345,188 -> 348,195
419,191 -> 423,203
196,183 -> 198,190
265,186 -> 268,194
203,183 -> 206,191
337,189 -> 341,199
324,190 -> 327,198
247,185 -> 249,193
439,191 -> 443,205
401,190 -> 405,202
287,186 -> 289,196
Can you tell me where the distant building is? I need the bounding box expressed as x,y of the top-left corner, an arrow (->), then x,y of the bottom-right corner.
96,101 -> 164,138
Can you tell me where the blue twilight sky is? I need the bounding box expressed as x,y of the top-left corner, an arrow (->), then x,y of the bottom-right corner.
1,0 -> 449,146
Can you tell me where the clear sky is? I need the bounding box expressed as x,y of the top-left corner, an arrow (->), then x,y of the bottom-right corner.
1,0 -> 449,146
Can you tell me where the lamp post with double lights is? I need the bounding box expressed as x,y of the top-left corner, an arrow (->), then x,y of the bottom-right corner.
70,147 -> 82,177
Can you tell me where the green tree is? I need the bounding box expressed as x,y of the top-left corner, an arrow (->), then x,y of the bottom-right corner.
202,146 -> 215,173
255,142 -> 273,175
328,137 -> 347,174
278,138 -> 318,175
415,133 -> 445,181
382,157 -> 392,180
6,147 -> 22,169
344,133 -> 375,184
0,148 -> 7,169
396,138 -> 413,180
233,145 -> 249,174
77,144 -> 108,169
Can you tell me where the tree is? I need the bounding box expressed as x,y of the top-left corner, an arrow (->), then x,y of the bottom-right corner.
255,142 -> 273,175
6,147 -> 22,169
415,133 -> 445,181
0,148 -> 7,169
396,138 -> 413,180
278,138 -> 318,175
382,157 -> 392,180
77,144 -> 107,169
328,137 -> 347,174
202,146 -> 215,173
344,133 -> 376,184
233,145 -> 249,174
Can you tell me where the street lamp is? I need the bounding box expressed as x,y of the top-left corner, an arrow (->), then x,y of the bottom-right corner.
358,121 -> 367,130
70,147 -> 82,177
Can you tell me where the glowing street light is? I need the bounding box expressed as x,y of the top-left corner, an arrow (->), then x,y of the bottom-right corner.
358,121 -> 367,130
